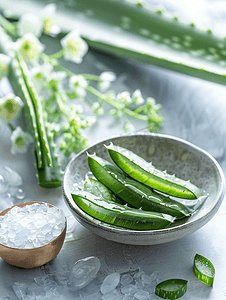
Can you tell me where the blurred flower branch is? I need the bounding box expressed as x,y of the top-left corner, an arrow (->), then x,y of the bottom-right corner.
0,4 -> 163,188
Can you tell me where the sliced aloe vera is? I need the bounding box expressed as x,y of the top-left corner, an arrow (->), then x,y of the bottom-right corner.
84,177 -> 123,204
87,153 -> 192,219
71,191 -> 175,230
193,253 -> 215,287
106,143 -> 203,200
155,279 -> 188,299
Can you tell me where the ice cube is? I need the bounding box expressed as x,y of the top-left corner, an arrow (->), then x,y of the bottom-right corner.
69,256 -> 101,290
120,274 -> 133,286
102,289 -> 122,300
41,224 -> 52,235
34,274 -> 57,287
134,290 -> 149,300
121,284 -> 137,295
100,272 -> 120,295
12,282 -> 35,300
122,295 -> 134,300
3,166 -> 23,186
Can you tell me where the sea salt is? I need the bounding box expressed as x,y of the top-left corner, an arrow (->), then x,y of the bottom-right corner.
12,282 -> 35,300
0,203 -> 65,249
100,272 -> 120,295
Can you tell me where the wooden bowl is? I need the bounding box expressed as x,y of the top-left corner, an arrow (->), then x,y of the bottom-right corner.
0,202 -> 66,268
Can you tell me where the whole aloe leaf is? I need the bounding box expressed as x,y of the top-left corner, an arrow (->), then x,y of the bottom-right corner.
1,0 -> 226,85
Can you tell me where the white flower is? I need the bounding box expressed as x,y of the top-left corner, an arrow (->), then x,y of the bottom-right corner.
48,71 -> 67,91
123,122 -> 134,132
98,71 -> 116,92
0,93 -> 24,122
15,33 -> 45,61
0,54 -> 11,80
132,89 -> 144,104
116,91 -> 132,105
92,102 -> 104,115
60,29 -> 88,63
69,75 -> 88,98
42,3 -> 60,35
17,13 -> 43,38
10,126 -> 33,155
31,63 -> 53,82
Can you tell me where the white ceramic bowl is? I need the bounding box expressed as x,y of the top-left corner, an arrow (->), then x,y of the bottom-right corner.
63,133 -> 225,245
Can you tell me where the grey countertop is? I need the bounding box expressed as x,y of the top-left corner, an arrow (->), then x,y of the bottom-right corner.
0,0 -> 226,299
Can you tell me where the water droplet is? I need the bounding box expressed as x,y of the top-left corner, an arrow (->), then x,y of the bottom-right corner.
0,175 -> 8,194
2,166 -> 23,186
15,188 -> 25,200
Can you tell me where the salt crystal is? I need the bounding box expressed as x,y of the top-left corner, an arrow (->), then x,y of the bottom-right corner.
2,166 -> 23,186
34,274 -> 57,287
13,282 -> 35,300
0,203 -> 65,248
149,271 -> 161,282
134,290 -> 149,300
69,256 -> 101,290
100,272 -> 120,295
41,223 -> 52,235
102,289 -> 122,300
122,295 -> 134,300
121,284 -> 137,295
0,174 -> 8,194
141,273 -> 152,285
120,274 -> 133,286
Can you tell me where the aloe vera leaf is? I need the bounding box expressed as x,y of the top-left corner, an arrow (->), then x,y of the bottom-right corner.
0,26 -> 43,168
71,190 -> 175,230
0,26 -> 62,188
16,54 -> 52,168
2,0 -> 226,85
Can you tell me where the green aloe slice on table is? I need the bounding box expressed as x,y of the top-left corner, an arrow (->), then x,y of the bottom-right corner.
193,253 -> 215,287
1,0 -> 226,85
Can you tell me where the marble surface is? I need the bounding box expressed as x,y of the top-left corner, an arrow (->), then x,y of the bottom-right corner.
1,0 -> 226,298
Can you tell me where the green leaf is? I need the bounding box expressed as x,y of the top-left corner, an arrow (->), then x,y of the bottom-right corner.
193,253 -> 215,287
155,278 -> 188,299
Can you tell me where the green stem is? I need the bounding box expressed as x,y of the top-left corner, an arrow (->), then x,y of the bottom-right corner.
8,122 -> 15,131
48,49 -> 64,60
0,14 -> 17,36
86,85 -> 148,121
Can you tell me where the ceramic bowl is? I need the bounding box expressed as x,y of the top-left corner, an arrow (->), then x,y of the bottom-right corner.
63,133 -> 225,245
0,202 -> 67,268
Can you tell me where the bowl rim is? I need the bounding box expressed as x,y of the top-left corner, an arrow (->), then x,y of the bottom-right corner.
62,132 -> 225,236
0,201 -> 67,250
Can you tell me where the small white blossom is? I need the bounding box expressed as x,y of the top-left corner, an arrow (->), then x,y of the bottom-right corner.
98,71 -> 116,92
116,91 -> 132,105
17,13 -> 43,37
123,121 -> 134,132
15,33 -> 45,61
10,126 -> 33,155
42,3 -> 60,35
69,75 -> 88,98
100,71 -> 116,82
60,29 -> 88,63
31,63 -> 53,82
132,89 -> 144,104
48,71 -> 67,90
0,54 -> 11,80
0,93 -> 24,122
82,116 -> 96,127
92,102 -> 104,115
